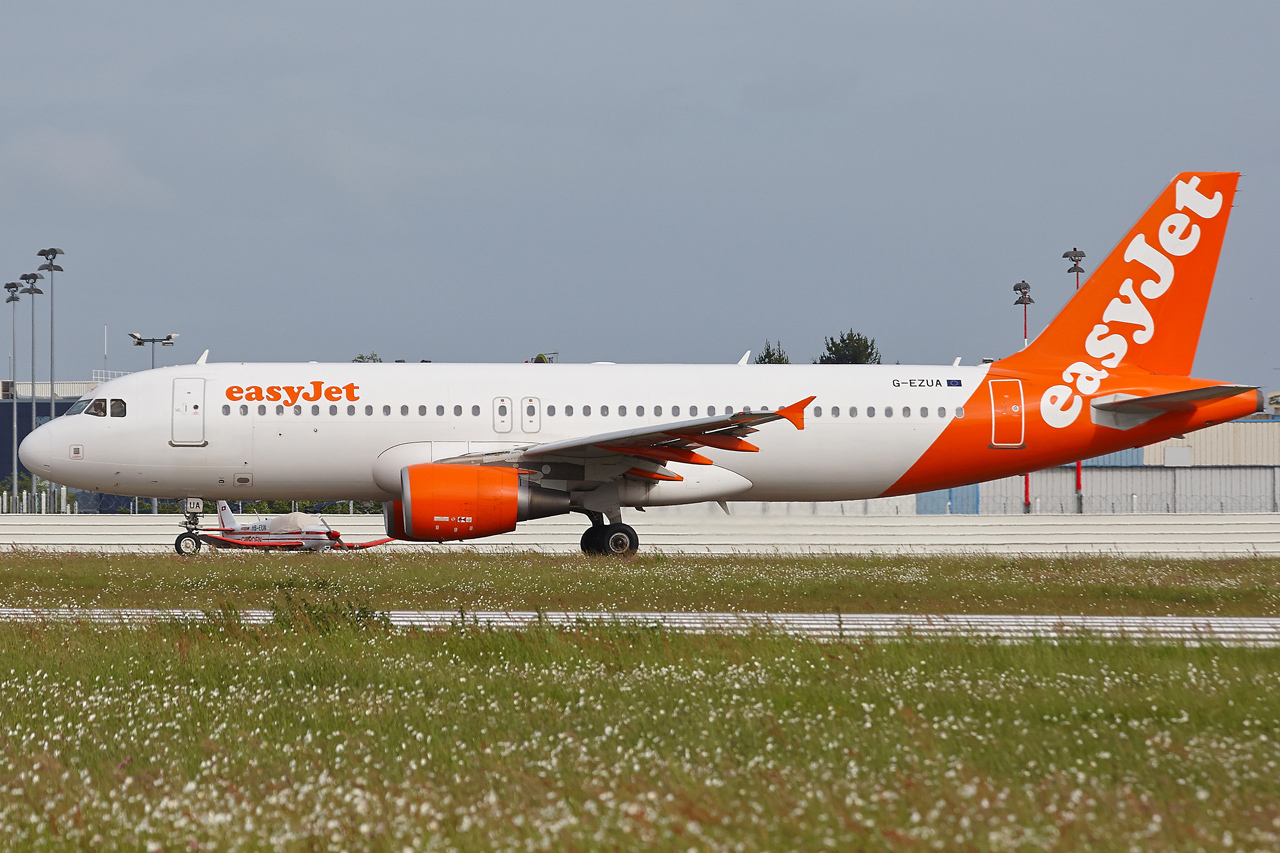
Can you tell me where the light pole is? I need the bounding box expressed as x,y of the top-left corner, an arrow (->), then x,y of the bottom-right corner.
37,249 -> 63,426
1013,281 -> 1033,348
1013,280 -> 1034,513
5,283 -> 19,509
129,332 -> 179,369
19,273 -> 43,501
1064,248 -> 1087,515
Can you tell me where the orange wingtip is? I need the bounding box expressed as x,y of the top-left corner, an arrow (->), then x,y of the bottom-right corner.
625,467 -> 684,482
599,444 -> 714,465
776,395 -> 816,430
665,432 -> 759,452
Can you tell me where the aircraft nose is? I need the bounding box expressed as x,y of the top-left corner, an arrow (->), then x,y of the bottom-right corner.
19,425 -> 53,477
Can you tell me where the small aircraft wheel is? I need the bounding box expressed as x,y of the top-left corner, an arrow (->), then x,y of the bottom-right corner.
580,526 -> 606,555
174,533 -> 202,555
601,523 -> 639,556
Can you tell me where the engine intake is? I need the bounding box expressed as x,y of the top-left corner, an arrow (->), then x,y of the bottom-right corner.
385,463 -> 569,542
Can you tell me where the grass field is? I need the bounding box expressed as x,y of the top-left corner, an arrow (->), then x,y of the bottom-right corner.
1,553 -> 1278,850
0,551 -> 1278,615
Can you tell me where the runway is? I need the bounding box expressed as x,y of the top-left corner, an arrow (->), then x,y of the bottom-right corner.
3,608 -> 1279,645
4,511 -> 1280,555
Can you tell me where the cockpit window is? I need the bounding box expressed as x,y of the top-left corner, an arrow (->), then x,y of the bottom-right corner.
109,399 -> 126,418
65,399 -> 90,416
86,399 -> 107,417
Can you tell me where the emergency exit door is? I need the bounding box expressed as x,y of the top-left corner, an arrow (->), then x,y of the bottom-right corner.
172,378 -> 206,446
988,379 -> 1024,448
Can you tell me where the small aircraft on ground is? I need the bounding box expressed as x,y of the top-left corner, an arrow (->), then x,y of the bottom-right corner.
174,499 -> 393,554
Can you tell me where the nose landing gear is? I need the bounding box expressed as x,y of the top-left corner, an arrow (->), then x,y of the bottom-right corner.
175,497 -> 205,555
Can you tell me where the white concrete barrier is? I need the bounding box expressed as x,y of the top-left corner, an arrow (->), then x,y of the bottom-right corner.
1,509 -> 1279,555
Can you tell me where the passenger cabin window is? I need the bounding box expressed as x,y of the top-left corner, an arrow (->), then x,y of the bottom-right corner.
547,405 -> 556,416
600,405 -> 609,416
276,405 -> 285,415
258,405 -> 267,415
583,405 -> 592,416
221,404 -> 230,416
329,405 -> 338,415
831,406 -> 840,418
294,405 -> 302,415
348,405 -> 356,415
902,406 -> 911,418
66,399 -> 90,416
436,405 -> 444,416
956,406 -> 965,418
707,406 -> 715,416
565,405 -> 573,416
689,405 -> 697,416
383,405 -> 391,416
419,405 -> 427,416
453,405 -> 462,416
618,405 -> 626,416
311,405 -> 320,415
110,399 -> 126,417
850,407 -> 858,417
654,405 -> 662,416
885,407 -> 894,418
937,407 -> 946,418
867,407 -> 875,418
471,405 -> 480,416
240,405 -> 249,416
920,407 -> 928,417
671,405 -> 680,416
498,404 -> 507,416
636,405 -> 644,416
401,405 -> 409,416
813,406 -> 822,417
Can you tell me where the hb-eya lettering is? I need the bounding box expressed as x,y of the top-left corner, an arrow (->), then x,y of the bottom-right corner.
1040,176 -> 1223,429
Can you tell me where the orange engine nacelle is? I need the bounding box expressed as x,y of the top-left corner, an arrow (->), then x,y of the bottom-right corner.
385,463 -> 570,542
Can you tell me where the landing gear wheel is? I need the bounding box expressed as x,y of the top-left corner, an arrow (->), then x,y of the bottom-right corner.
600,523 -> 639,556
580,526 -> 607,555
174,533 -> 202,555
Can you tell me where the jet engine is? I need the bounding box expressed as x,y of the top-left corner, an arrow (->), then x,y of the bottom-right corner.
385,463 -> 570,542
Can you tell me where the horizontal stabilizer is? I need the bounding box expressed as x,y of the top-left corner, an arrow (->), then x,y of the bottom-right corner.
1091,385 -> 1257,414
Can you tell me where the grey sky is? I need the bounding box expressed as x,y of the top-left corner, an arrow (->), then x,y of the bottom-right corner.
1,2 -> 1277,390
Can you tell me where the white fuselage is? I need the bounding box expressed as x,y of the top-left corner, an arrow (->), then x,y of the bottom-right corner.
20,362 -> 984,503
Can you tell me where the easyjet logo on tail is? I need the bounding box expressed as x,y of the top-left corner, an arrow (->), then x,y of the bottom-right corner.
1040,176 -> 1225,429
226,381 -> 360,406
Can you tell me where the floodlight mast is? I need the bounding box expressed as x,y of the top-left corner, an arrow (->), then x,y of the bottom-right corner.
5,283 -> 18,509
1012,280 -> 1034,514
37,249 -> 63,429
19,273 -> 44,499
1064,248 -> 1087,515
131,332 -> 179,370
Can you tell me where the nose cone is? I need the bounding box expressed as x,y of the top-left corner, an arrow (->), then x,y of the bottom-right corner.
19,425 -> 53,477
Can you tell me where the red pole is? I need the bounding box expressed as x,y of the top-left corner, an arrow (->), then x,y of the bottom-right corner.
1074,265 -> 1083,514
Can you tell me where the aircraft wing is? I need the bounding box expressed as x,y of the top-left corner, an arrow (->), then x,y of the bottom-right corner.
435,396 -> 815,480
1092,385 -> 1257,414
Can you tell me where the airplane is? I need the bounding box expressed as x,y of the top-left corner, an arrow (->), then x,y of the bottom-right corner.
176,499 -> 394,553
19,172 -> 1261,556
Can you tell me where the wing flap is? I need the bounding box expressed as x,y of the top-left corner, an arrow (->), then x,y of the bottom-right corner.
434,396 -> 816,468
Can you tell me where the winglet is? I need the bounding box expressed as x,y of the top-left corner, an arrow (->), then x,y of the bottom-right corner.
777,396 -> 816,430
738,350 -> 751,365
196,349 -> 209,365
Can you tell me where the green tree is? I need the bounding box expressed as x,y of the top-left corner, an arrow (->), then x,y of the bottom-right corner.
755,340 -> 790,364
815,330 -> 881,365
352,352 -> 383,363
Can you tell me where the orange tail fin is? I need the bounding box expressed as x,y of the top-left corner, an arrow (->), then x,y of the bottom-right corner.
1003,172 -> 1238,377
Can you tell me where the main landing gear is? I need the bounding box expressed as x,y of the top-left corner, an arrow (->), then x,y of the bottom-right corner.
578,510 -> 639,556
